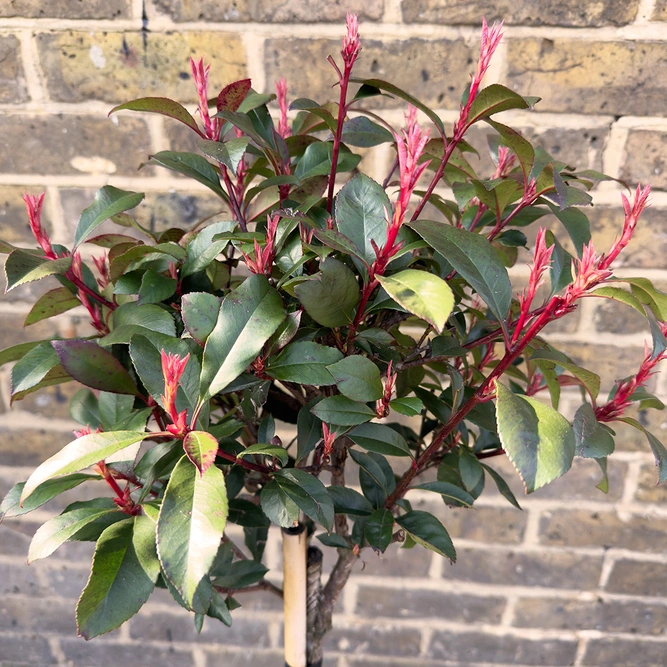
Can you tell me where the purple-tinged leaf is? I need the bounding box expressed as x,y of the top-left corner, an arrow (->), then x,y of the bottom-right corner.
5,249 -> 71,292
24,287 -> 79,326
110,97 -> 203,135
217,79 -> 252,113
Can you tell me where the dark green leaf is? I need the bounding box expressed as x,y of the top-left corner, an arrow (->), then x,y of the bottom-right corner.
212,560 -> 268,589
11,342 -> 61,397
365,509 -> 394,551
147,151 -> 225,198
327,356 -> 383,402
265,341 -> 341,385
238,443 -> 288,466
411,481 -> 474,507
458,448 -> 484,492
481,463 -> 522,509
573,403 -> 615,459
181,220 -> 236,278
272,469 -> 335,531
316,533 -> 351,548
395,511 -> 456,561
326,486 -> 373,516
468,84 -> 530,124
349,423 -> 411,457
137,270 -> 177,305
25,287 -> 80,326
5,250 -> 72,291
109,97 -> 202,135
197,137 -> 250,176
311,396 -> 375,426
390,397 -> 424,417
75,186 -> 144,247
341,116 -> 394,147
76,515 -> 160,639
181,292 -> 221,346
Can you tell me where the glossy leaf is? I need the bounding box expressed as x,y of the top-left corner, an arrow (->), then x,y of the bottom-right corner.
75,186 -> 144,248
147,152 -> 225,198
481,463 -> 521,510
181,220 -> 236,278
377,270 -> 454,333
335,174 -> 390,265
365,509 -> 394,551
390,396 -> 424,417
468,84 -> 530,124
409,221 -> 512,322
573,403 -> 615,459
311,396 -> 375,426
52,340 -> 138,395
11,342 -> 61,397
212,560 -> 268,589
109,303 -> 177,338
197,137 -> 250,176
76,515 -> 160,639
109,97 -> 202,135
157,456 -> 228,612
265,341 -> 341,385
395,511 -> 456,561
238,443 -> 289,466
217,78 -> 252,112
201,275 -> 285,397
348,423 -> 411,457
183,431 -> 219,475
294,257 -> 360,328
269,469 -> 334,531
327,356 -> 383,402
529,350 -> 600,401
181,292 -> 222,345
326,486 -> 374,516
411,481 -> 474,507
341,116 -> 394,147
21,431 -> 146,503
496,383 -> 575,493
25,287 -> 79,326
28,499 -> 121,562
5,250 -> 72,291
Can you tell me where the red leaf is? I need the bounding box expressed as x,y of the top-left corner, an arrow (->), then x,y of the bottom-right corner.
217,79 -> 252,113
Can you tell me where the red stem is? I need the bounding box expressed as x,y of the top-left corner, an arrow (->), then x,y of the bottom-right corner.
66,271 -> 115,311
326,65 -> 352,215
216,448 -> 272,474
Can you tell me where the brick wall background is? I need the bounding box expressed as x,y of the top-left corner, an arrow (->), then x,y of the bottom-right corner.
1,1 -> 667,666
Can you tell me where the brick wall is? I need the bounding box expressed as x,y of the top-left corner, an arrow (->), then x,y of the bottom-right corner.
1,1 -> 667,666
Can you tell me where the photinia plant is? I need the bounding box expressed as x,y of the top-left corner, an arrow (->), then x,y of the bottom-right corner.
2,14 -> 666,663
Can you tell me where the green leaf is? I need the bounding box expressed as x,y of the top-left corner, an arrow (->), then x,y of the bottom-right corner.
147,151 -> 225,198
297,400 -> 323,463
28,499 -> 121,562
265,341 -> 341,385
365,508 -> 394,551
311,396 -> 375,427
108,303 -> 177,339
350,78 -> 445,135
411,481 -> 474,507
197,137 -> 250,177
294,257 -> 360,328
289,98 -> 338,132
496,383 -> 575,493
271,469 -> 334,531
109,97 -> 202,135
25,287 -> 80,326
529,350 -> 600,401
0,340 -> 44,368
311,228 -> 367,265
468,84 -> 530,124
335,174 -> 390,265
212,560 -> 268,589
395,511 -> 456,561
486,120 -> 535,182
259,479 -> 300,528
0,474 -> 96,522
76,515 -> 160,639
326,486 -> 374,516
616,277 -> 667,321
11,342 -> 61,397
238,443 -> 289,466
181,220 -> 236,278
75,186 -> 145,248
390,397 -> 424,417
377,270 -> 454,333
458,448 -> 484,492
573,403 -> 615,459
157,456 -> 228,612
201,274 -> 285,397
137,270 -> 177,305
316,533 -> 351,549
409,221 -> 512,323
207,587 -> 233,626
592,286 -> 646,316
294,141 -> 360,180
341,116 -> 394,147
183,431 -> 219,475
349,449 -> 395,508
327,356 -> 383,402
98,392 -> 135,430
181,292 -> 221,346
481,463 -> 522,510
5,250 -> 72,291
349,423 -> 411,458
52,340 -> 138,395
21,431 -> 146,503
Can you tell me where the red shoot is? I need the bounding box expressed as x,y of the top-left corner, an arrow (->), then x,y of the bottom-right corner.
160,349 -> 191,436
23,192 -> 57,260
276,77 -> 291,139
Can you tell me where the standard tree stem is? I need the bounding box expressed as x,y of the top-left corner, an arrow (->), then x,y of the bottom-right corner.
283,524 -> 308,667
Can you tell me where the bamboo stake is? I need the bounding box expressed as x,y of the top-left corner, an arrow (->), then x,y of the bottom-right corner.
282,524 -> 307,667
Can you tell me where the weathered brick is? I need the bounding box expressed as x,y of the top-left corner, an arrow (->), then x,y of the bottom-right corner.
153,0 -> 383,22
355,585 -> 505,623
595,297 -> 651,335
324,622 -> 422,657
611,406 -> 667,453
0,428 -> 71,467
437,504 -> 526,544
635,463 -> 667,503
130,607 -> 274,647
506,39 -> 667,116
0,521 -> 34,557
403,0 -> 639,26
265,38 -> 475,110
514,596 -> 667,635
0,115 -> 152,176
61,639 -> 195,667
0,596 -> 78,635
652,0 -> 667,20
0,35 -> 29,104
0,633 -> 55,665
429,630 -> 578,665
203,650 -> 285,667
582,638 -> 667,666
17,381 -> 85,421
0,0 -> 130,18
446,547 -> 603,590
0,185 -> 54,246
606,559 -> 667,597
540,509 -> 667,553
355,540 -> 434,577
621,130 -> 667,191
37,31 -> 247,104
60,188 -> 230,238
0,560 -> 48,597
42,562 -> 92,599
